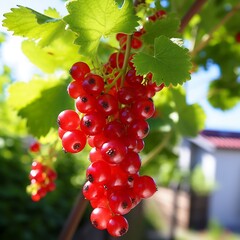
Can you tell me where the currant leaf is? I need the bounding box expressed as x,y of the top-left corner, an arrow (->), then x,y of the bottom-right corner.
21,36 -> 81,73
142,14 -> 180,45
7,79 -> 49,110
18,82 -> 73,137
2,6 -> 65,47
133,35 -> 192,86
64,0 -> 139,56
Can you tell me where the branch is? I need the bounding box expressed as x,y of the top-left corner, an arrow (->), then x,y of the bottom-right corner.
133,0 -> 145,7
191,2 -> 240,57
179,0 -> 207,33
142,132 -> 171,167
58,190 -> 88,240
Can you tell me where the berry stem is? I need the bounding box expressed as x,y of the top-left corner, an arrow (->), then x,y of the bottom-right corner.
58,190 -> 88,240
106,34 -> 132,90
120,34 -> 133,87
142,132 -> 171,167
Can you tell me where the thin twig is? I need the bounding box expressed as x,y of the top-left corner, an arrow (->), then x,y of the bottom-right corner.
179,0 -> 207,33
142,132 -> 171,167
191,2 -> 240,57
58,190 -> 88,240
133,0 -> 145,7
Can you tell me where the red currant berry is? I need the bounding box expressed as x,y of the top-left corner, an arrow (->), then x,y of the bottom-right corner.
108,191 -> 132,215
86,160 -> 111,184
107,215 -> 129,237
67,81 -> 84,99
109,52 -> 124,69
57,110 -> 80,131
101,139 -> 127,164
133,175 -> 157,198
61,130 -> 87,153
75,92 -> 97,113
128,119 -> 149,139
80,112 -> 106,136
82,73 -> 104,96
70,62 -> 90,82
29,141 -> 40,152
96,93 -> 118,116
90,207 -> 112,230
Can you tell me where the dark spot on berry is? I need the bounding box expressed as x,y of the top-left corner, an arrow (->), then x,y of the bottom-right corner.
73,143 -> 81,150
101,101 -> 109,109
106,149 -> 115,157
84,120 -> 92,127
144,106 -> 150,113
87,174 -> 94,182
81,97 -> 88,103
83,185 -> 89,192
119,228 -> 127,236
88,78 -> 95,85
131,197 -> 136,204
92,220 -> 98,227
122,201 -> 128,209
144,127 -> 149,134
128,176 -> 134,182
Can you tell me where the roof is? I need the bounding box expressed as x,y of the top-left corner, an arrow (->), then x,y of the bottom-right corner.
200,130 -> 240,150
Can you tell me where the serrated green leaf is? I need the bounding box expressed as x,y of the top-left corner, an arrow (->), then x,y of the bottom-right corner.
64,0 -> 139,55
18,82 -> 73,137
21,31 -> 82,73
171,87 -> 206,137
142,14 -> 180,45
3,6 -> 66,47
133,36 -> 192,86
7,79 -> 51,110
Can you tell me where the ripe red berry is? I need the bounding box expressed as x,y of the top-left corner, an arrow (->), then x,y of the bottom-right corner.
90,207 -> 112,230
57,110 -> 80,131
70,62 -> 90,82
80,112 -> 106,136
67,81 -> 84,99
61,130 -> 87,153
107,215 -> 129,237
101,139 -> 128,164
29,141 -> 40,152
86,160 -> 111,184
75,92 -> 97,113
109,52 -> 124,69
96,93 -> 119,116
133,175 -> 157,198
82,73 -> 104,96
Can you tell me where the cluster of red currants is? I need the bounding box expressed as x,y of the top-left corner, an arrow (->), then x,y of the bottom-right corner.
28,160 -> 57,202
57,20 -> 165,237
28,141 -> 57,201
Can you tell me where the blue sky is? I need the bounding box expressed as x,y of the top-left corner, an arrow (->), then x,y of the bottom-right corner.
1,0 -> 240,132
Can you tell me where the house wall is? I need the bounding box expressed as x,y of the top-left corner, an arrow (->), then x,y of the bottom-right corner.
209,149 -> 240,231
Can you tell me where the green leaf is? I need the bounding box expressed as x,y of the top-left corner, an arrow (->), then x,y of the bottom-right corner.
21,32 -> 82,73
3,6 -> 66,47
171,87 -> 206,137
208,79 -> 240,110
142,14 -> 180,45
64,0 -> 139,55
7,79 -> 50,110
18,82 -> 73,137
133,36 -> 192,86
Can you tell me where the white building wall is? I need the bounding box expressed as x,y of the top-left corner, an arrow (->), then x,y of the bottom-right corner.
209,149 -> 240,231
